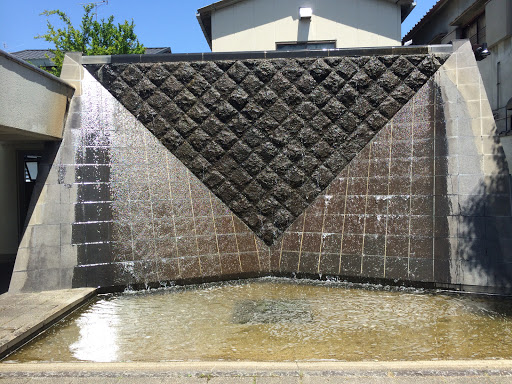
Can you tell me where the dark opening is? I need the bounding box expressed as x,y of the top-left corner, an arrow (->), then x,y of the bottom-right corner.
276,41 -> 336,51
0,152 -> 43,294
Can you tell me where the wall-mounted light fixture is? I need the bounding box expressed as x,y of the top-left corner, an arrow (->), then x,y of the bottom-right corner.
299,7 -> 313,19
475,42 -> 491,61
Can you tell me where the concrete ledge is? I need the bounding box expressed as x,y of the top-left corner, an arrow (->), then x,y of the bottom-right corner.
0,288 -> 97,359
0,360 -> 511,378
0,49 -> 75,140
0,49 -> 75,90
82,44 -> 453,65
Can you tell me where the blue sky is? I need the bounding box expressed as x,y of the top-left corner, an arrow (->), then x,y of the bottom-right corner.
0,0 -> 437,54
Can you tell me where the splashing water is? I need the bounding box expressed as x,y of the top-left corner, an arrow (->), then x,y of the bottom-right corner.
5,278 -> 512,363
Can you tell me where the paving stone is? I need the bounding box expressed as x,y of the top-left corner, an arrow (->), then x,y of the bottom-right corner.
0,379 -> 31,384
1,375 -> 511,384
254,377 -> 299,383
207,377 -> 256,384
0,289 -> 96,358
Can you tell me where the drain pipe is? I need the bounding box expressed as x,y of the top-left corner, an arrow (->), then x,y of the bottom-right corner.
497,61 -> 501,120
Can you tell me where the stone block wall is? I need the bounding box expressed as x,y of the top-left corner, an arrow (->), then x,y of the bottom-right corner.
9,42 -> 512,294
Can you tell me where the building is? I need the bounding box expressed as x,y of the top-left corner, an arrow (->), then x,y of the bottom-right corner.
197,0 -> 416,52
0,47 -> 172,292
11,47 -> 172,69
403,0 -> 512,139
0,50 -> 74,292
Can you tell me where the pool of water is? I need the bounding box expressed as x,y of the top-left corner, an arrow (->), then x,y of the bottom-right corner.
5,278 -> 512,362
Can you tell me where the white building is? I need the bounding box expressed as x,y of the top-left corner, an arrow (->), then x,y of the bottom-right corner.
403,0 -> 512,136
197,0 -> 416,52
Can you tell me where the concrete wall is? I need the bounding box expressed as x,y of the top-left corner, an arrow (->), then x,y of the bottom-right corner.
0,51 -> 74,141
211,0 -> 401,52
11,43 -> 512,294
486,0 -> 512,47
0,50 -> 73,278
477,37 -> 512,133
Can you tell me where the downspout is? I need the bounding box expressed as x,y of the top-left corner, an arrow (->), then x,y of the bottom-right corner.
497,61 -> 501,117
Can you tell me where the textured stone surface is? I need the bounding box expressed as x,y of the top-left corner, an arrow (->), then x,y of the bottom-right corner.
87,54 -> 447,245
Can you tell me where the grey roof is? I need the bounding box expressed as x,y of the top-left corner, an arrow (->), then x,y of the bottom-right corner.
402,0 -> 449,43
197,0 -> 416,49
10,49 -> 55,60
143,47 -> 172,54
11,47 -> 171,63
402,0 -> 487,44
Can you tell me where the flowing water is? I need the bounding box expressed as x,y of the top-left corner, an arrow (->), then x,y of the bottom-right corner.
5,278 -> 512,363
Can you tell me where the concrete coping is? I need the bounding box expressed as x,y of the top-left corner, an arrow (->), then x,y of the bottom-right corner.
1,360 -> 512,378
0,49 -> 75,92
0,288 -> 97,359
80,44 -> 453,65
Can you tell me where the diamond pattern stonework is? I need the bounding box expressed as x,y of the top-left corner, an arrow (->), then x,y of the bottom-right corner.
87,54 -> 448,245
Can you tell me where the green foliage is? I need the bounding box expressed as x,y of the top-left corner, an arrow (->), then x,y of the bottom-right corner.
36,4 -> 145,75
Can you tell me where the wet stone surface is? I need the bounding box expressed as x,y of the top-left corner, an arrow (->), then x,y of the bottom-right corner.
87,54 -> 448,245
232,299 -> 313,324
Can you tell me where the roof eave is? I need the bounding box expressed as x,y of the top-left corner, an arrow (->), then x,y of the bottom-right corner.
449,0 -> 487,26
400,1 -> 416,22
196,12 -> 213,51
402,0 -> 450,43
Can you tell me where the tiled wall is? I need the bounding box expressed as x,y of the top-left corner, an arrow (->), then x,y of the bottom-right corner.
87,51 -> 447,246
272,79 -> 448,282
68,70 -> 270,288
9,42 -> 512,293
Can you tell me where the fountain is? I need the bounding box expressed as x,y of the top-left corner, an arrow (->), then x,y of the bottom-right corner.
8,40 -> 512,297
2,39 -> 512,366
6,278 -> 512,362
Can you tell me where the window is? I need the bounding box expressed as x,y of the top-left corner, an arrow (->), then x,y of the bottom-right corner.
276,41 -> 336,51
24,155 -> 40,183
462,13 -> 486,45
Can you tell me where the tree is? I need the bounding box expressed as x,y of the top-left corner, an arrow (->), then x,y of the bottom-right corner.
37,4 -> 145,75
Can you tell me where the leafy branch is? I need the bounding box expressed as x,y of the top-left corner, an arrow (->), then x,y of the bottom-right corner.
36,4 -> 145,75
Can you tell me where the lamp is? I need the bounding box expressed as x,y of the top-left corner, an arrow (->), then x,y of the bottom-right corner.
299,7 -> 312,19
475,43 -> 491,61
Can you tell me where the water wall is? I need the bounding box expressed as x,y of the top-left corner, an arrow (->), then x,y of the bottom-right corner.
10,41 -> 512,294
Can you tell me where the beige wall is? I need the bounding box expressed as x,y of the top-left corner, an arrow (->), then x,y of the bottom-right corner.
0,53 -> 74,141
211,0 -> 401,52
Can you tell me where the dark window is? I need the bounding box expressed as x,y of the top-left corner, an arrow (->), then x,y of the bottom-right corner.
462,13 -> 486,45
24,155 -> 40,183
17,153 -> 42,239
276,41 -> 336,51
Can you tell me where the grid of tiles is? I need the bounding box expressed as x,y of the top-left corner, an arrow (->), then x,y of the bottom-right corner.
87,54 -> 448,245
72,71 -> 269,288
272,79 -> 449,282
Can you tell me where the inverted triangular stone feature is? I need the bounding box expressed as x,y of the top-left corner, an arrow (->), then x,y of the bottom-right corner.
87,53 -> 448,245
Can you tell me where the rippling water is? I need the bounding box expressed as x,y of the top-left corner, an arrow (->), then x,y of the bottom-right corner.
5,278 -> 512,362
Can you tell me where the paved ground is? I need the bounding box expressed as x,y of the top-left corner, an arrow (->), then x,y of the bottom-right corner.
0,361 -> 512,383
0,288 -> 97,358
